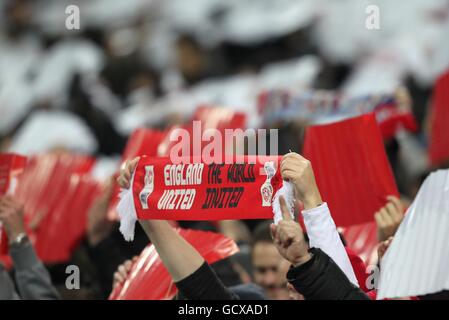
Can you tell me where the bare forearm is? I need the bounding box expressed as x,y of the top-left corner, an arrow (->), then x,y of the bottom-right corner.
139,220 -> 205,282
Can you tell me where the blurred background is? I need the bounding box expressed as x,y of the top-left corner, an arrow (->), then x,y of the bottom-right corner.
1,0 -> 448,161
1,0 -> 449,300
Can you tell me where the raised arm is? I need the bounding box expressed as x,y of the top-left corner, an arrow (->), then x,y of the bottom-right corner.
280,153 -> 358,286
138,220 -> 204,282
0,196 -> 60,300
118,158 -> 237,300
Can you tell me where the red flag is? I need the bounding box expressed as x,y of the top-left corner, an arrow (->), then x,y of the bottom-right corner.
0,153 -> 27,258
303,114 -> 399,227
157,106 -> 247,158
340,222 -> 378,267
12,153 -> 99,263
34,175 -> 100,262
192,105 -> 247,133
375,102 -> 417,140
121,128 -> 165,161
109,229 -> 239,300
429,69 -> 449,167
0,153 -> 27,195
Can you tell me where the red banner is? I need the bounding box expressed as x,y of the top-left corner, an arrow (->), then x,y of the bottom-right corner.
303,113 -> 399,227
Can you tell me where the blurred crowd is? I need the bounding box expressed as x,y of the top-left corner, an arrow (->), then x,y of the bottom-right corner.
1,0 -> 449,300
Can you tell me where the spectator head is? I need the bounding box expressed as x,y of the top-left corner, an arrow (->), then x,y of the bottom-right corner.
175,34 -> 206,84
250,221 -> 289,300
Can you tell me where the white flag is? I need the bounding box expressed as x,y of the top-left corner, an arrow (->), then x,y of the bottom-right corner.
377,170 -> 449,299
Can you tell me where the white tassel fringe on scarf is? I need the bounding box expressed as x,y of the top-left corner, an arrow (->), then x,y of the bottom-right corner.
272,181 -> 295,225
117,171 -> 138,241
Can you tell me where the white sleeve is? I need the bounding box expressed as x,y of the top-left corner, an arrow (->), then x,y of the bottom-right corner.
302,203 -> 359,287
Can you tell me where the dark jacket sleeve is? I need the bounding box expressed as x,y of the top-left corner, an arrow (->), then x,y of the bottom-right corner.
287,248 -> 370,300
9,242 -> 60,300
175,261 -> 239,300
0,263 -> 20,300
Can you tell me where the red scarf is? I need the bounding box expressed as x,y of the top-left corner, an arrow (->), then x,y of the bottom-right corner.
117,156 -> 294,241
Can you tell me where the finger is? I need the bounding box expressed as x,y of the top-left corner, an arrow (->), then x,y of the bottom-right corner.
283,152 -> 302,160
279,230 -> 293,248
378,243 -> 387,258
281,167 -> 301,175
280,156 -> 301,172
387,199 -> 404,223
387,196 -> 403,213
281,169 -> 300,183
280,164 -> 301,178
123,169 -> 131,181
117,176 -> 129,189
124,260 -> 133,272
385,236 -> 394,247
385,202 -> 397,218
280,159 -> 301,173
119,176 -> 130,189
387,204 -> 403,224
380,208 -> 394,226
281,169 -> 293,181
118,265 -> 128,279
270,224 -> 281,245
114,272 -> 124,284
379,237 -> 393,258
128,157 -> 140,173
279,196 -> 292,221
374,211 -> 385,227
391,211 -> 404,225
